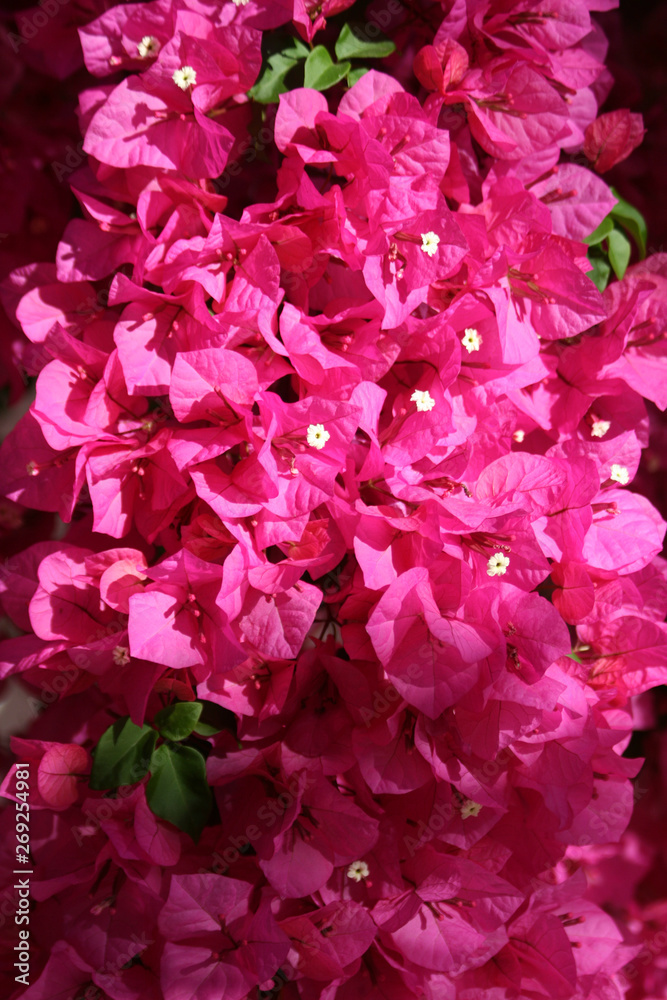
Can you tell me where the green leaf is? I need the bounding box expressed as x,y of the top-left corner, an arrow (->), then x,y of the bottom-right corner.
193,700 -> 236,738
610,189 -> 648,258
304,46 -> 351,91
281,38 -> 310,61
335,23 -> 396,60
90,717 -> 157,790
146,743 -> 212,842
249,54 -> 300,104
567,652 -> 583,664
193,719 -> 223,737
347,66 -> 370,87
607,227 -> 632,280
584,216 -> 614,246
154,701 -> 203,741
248,39 -> 309,104
588,253 -> 611,292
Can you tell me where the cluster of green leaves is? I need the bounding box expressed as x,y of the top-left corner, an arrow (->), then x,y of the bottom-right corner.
586,190 -> 648,291
89,701 -> 230,842
248,23 -> 396,104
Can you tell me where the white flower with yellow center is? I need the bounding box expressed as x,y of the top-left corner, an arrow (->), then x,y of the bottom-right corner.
347,860 -> 370,882
173,66 -> 197,89
487,552 -> 510,577
410,389 -> 435,412
137,36 -> 159,58
461,327 -> 482,352
420,231 -> 440,257
610,463 -> 629,485
460,799 -> 483,820
307,424 -> 330,450
591,419 -> 611,439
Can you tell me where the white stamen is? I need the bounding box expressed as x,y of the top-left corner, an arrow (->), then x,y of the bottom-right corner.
26,461 -> 39,477
137,36 -> 159,58
232,0 -> 250,5
420,231 -> 440,257
591,419 -> 611,439
173,66 -> 197,89
460,799 -> 482,819
347,860 -> 370,882
112,646 -> 131,666
307,424 -> 330,450
461,327 -> 482,352
487,552 -> 510,577
410,389 -> 435,412
610,463 -> 629,485
512,429 -> 525,443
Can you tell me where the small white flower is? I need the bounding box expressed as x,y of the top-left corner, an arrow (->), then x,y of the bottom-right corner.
420,231 -> 440,257
461,327 -> 482,352
307,424 -> 330,450
512,429 -> 525,443
460,799 -> 483,820
231,0 -> 250,5
112,645 -> 131,666
487,552 -> 510,577
173,65 -> 197,89
610,463 -> 629,485
591,419 -> 611,439
137,35 -> 159,58
410,389 -> 435,412
347,860 -> 370,882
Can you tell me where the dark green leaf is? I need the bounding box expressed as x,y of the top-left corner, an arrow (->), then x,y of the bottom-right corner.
249,39 -> 309,104
249,54 -> 300,104
193,700 -> 236,737
588,253 -> 611,292
154,701 -> 203,741
607,227 -> 632,280
610,189 -> 648,258
90,717 -> 157,790
304,46 -> 351,91
335,23 -> 396,60
584,216 -> 614,246
146,743 -> 212,842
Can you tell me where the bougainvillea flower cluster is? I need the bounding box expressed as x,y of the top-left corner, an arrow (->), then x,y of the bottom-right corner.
0,0 -> 666,998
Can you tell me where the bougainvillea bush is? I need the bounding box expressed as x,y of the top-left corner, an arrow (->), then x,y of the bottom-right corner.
1,0 -> 667,996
